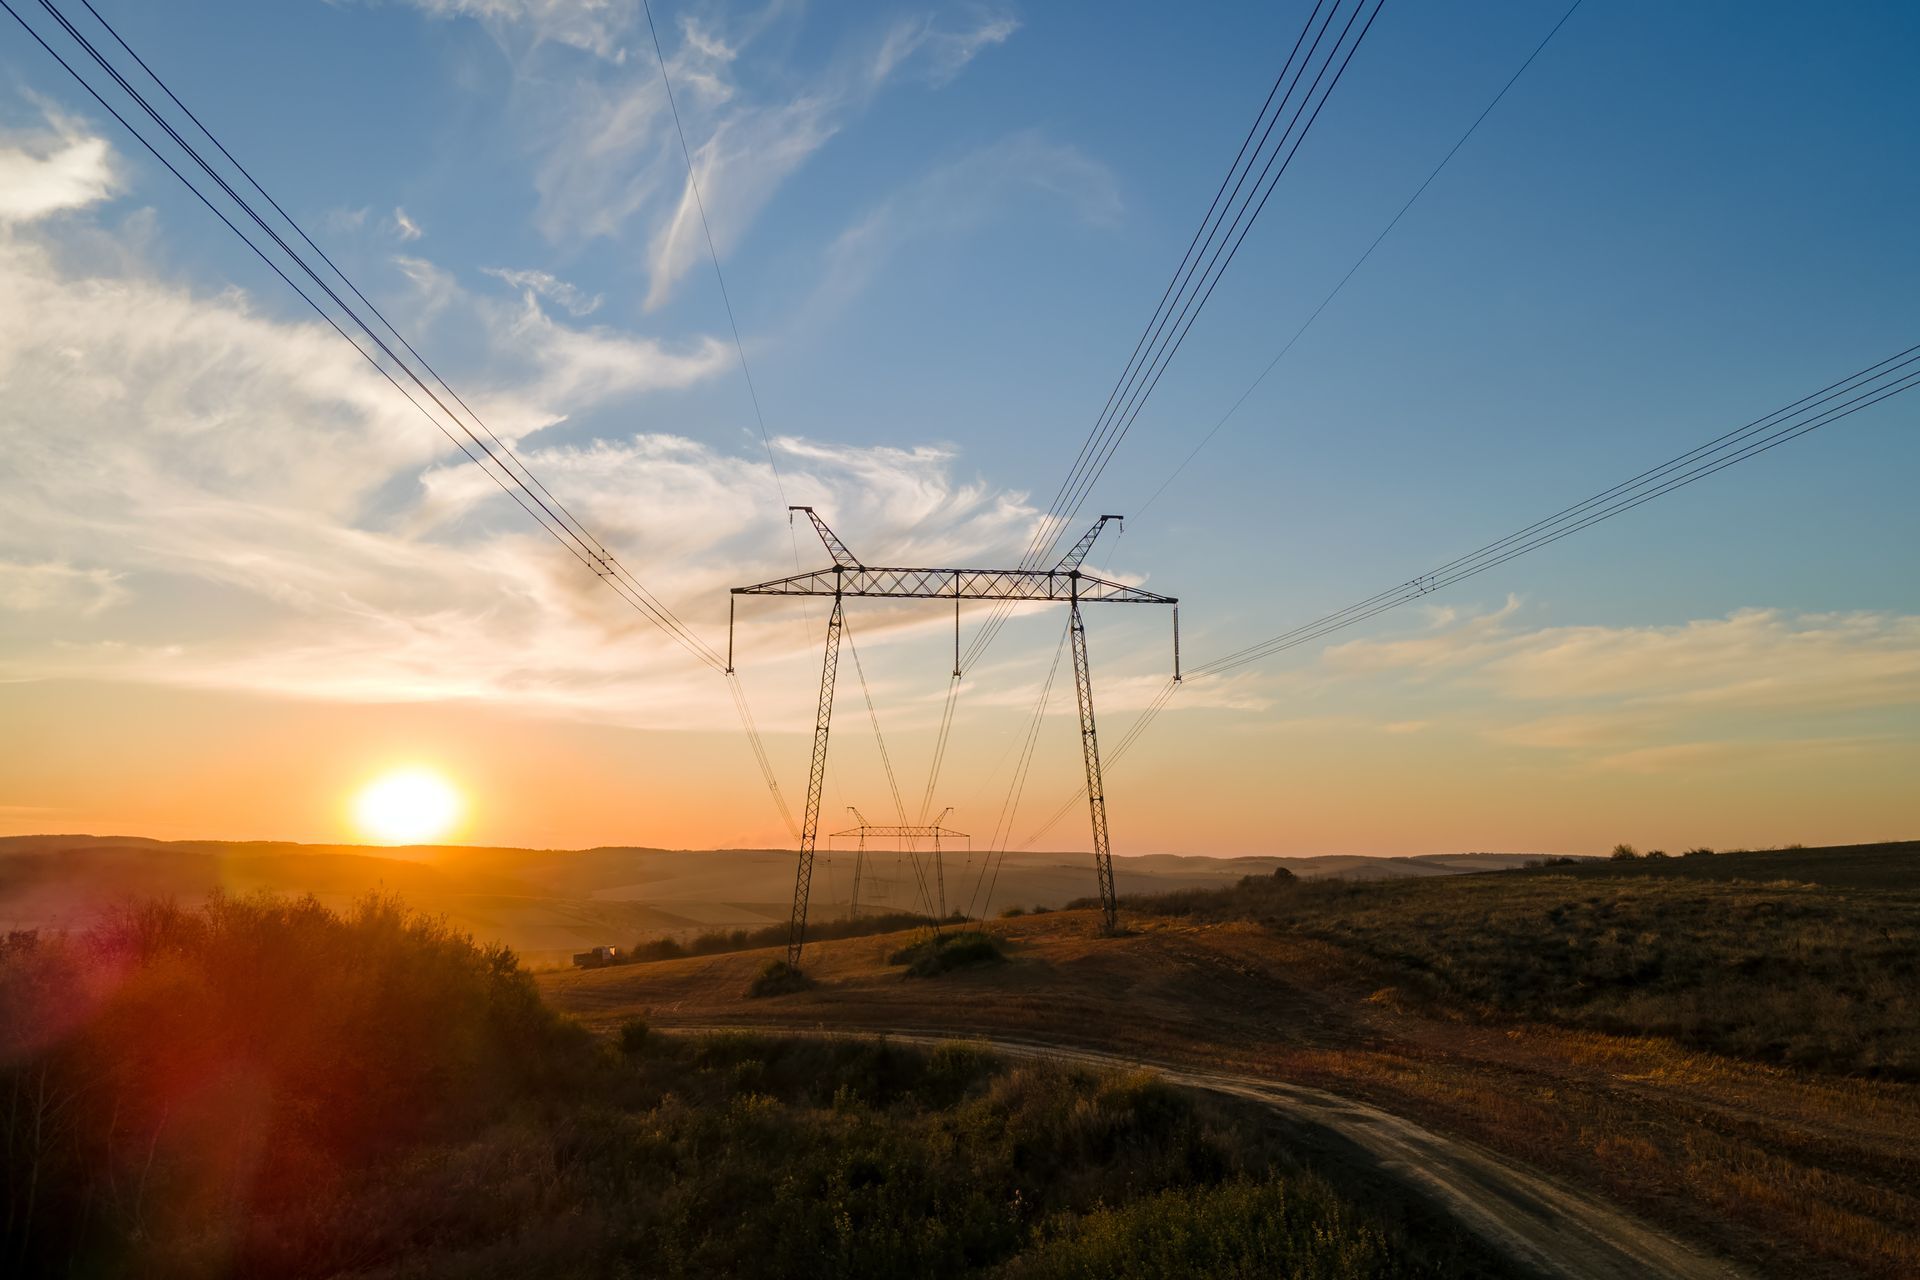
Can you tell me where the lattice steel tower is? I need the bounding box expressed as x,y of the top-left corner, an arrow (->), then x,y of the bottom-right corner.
731,508 -> 1177,964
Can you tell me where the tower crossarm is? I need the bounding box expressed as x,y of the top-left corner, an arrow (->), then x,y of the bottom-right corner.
733,566 -> 1174,605
790,505 -> 862,569
825,824 -> 970,840
1055,515 -> 1124,572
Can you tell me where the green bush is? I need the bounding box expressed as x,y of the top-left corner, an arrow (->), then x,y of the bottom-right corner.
0,893 -> 593,1275
746,958 -> 814,998
888,929 -> 1006,977
616,1015 -> 651,1054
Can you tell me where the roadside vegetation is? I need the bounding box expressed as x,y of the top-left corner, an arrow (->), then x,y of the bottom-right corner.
1126,844 -> 1920,1077
628,909 -> 969,963
2,893 -> 1514,1278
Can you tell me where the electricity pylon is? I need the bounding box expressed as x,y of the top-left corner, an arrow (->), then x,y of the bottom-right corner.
831,807 -> 966,930
732,508 -> 1177,964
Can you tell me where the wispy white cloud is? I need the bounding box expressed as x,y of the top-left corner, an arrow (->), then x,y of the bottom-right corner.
0,115 -> 115,223
1589,738 -> 1877,775
640,91 -> 838,309
870,11 -> 1019,88
0,122 -> 1043,731
514,4 -> 1021,308
810,130 -> 1120,317
483,265 -> 603,316
391,205 -> 425,241
0,561 -> 126,616
1329,604 -> 1920,714
1318,603 -> 1920,770
382,0 -> 637,60
324,205 -> 371,233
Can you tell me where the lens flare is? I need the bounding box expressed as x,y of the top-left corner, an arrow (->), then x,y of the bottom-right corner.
353,769 -> 462,844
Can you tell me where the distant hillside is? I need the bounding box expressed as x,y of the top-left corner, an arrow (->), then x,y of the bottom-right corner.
1517,840 -> 1920,891
0,834 -> 1573,962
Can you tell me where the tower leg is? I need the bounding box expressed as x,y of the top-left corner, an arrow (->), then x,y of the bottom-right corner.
849,832 -> 865,922
1069,597 -> 1119,934
788,592 -> 844,965
933,832 -> 946,924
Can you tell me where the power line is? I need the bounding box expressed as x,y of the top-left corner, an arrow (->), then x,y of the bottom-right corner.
965,620 -> 1070,918
843,619 -> 939,918
10,0 -> 803,830
962,0 -> 1388,674
1015,343 -> 1920,847
639,0 -> 805,547
1134,0 -> 1585,520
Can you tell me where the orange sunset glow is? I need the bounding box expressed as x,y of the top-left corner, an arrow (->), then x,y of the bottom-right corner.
351,768 -> 463,844
4,2 -> 1918,1276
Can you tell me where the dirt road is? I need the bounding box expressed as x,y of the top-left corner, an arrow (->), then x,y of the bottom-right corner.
544,913 -> 1908,1277
655,1020 -> 1744,1280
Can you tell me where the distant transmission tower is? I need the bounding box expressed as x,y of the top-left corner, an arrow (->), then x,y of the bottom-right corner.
731,508 -> 1177,964
830,806 -> 966,931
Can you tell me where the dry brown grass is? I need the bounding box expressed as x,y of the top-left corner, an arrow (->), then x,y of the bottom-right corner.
540,900 -> 1920,1279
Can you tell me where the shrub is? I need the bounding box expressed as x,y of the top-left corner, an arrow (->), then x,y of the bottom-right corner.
1001,905 -> 1028,918
0,893 -> 593,1274
1610,843 -> 1639,860
1645,849 -> 1671,859
888,930 -> 1007,977
1272,865 -> 1298,881
629,937 -> 688,962
745,959 -> 814,998
617,1016 -> 651,1054
1684,846 -> 1716,857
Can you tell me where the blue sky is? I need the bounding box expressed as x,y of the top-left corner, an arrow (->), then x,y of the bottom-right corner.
2,0 -> 1916,853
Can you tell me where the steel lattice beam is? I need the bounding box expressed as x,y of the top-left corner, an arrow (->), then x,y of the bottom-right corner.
733,565 -> 1172,604
786,593 -> 844,965
1069,595 -> 1117,933
738,508 -> 1174,965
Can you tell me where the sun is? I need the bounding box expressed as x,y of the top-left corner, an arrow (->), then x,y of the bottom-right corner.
353,768 -> 463,844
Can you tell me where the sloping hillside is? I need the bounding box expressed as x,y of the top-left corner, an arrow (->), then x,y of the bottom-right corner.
0,833 -> 1571,962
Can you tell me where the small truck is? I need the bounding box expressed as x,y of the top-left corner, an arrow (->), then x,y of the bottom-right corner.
571,944 -> 622,969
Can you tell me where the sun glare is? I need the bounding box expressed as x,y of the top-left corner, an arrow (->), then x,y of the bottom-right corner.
353,768 -> 462,844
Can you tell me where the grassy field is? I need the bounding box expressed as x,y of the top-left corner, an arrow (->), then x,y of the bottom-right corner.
0,893 -> 1513,1279
545,841 -> 1920,1279
1128,843 -> 1920,1077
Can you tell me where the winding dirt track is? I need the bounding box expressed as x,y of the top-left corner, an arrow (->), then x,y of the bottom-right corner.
657,1021 -> 1745,1280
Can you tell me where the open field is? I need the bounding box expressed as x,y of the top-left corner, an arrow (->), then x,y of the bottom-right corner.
0,833 -> 1562,966
543,843 -> 1920,1280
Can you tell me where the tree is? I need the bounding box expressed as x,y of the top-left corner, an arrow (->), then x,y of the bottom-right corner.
1610,843 -> 1639,860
